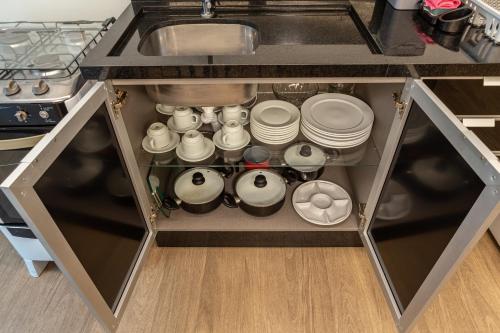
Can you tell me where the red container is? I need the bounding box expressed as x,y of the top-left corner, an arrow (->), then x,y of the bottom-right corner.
243,146 -> 271,170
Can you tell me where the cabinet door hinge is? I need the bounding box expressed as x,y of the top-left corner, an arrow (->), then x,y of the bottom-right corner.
393,92 -> 407,119
111,89 -> 128,118
358,203 -> 367,230
149,205 -> 159,229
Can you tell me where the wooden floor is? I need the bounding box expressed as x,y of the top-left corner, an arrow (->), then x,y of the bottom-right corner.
0,234 -> 499,333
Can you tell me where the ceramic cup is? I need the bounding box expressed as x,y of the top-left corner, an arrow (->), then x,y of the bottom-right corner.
173,107 -> 200,130
180,130 -> 206,157
222,105 -> 249,123
157,104 -> 176,114
147,122 -> 170,149
222,120 -> 245,146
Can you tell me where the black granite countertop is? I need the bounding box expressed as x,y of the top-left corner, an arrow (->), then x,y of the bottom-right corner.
81,0 -> 500,80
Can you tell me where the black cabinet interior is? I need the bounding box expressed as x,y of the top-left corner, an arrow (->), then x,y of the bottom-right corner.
368,101 -> 485,311
0,147 -> 31,225
33,104 -> 148,311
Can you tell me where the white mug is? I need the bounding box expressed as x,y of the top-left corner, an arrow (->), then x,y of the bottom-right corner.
222,105 -> 248,123
147,122 -> 170,149
173,107 -> 200,130
181,130 -> 206,157
222,120 -> 244,146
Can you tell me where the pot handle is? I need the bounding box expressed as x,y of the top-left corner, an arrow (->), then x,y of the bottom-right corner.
213,158 -> 235,178
222,193 -> 239,208
163,196 -> 180,210
282,168 -> 298,185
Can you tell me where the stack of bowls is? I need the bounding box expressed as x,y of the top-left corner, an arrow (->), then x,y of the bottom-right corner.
250,100 -> 301,145
300,93 -> 374,149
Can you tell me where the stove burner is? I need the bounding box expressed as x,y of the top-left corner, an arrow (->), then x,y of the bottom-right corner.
60,31 -> 87,47
29,54 -> 66,78
0,31 -> 31,46
31,54 -> 63,68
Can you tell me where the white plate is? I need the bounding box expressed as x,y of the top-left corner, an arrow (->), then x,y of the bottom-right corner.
302,129 -> 370,149
301,118 -> 372,137
217,112 -> 250,126
301,124 -> 372,143
213,129 -> 251,151
301,125 -> 370,148
292,180 -> 352,226
301,122 -> 371,140
142,131 -> 180,154
176,138 -> 215,162
301,120 -> 372,138
253,132 -> 299,145
251,126 -> 299,139
167,116 -> 202,133
252,116 -> 299,127
251,126 -> 299,138
301,93 -> 374,135
251,121 -> 300,133
251,100 -> 300,128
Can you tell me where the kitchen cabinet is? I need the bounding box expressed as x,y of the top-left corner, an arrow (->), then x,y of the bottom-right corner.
1,77 -> 498,333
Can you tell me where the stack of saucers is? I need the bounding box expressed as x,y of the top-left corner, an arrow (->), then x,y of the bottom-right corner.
250,100 -> 300,145
300,93 -> 374,149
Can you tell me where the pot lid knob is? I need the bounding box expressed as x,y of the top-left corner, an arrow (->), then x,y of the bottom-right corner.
299,145 -> 312,157
192,172 -> 205,185
254,174 -> 267,188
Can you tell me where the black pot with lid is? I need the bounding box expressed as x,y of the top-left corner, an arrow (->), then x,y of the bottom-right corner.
164,167 -> 225,214
284,143 -> 326,182
224,169 -> 287,217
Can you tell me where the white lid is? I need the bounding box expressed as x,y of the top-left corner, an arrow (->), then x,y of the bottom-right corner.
174,168 -> 224,204
284,143 -> 326,172
235,169 -> 286,207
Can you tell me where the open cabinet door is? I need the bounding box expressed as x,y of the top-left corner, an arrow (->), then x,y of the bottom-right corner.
361,79 -> 500,333
1,82 -> 155,332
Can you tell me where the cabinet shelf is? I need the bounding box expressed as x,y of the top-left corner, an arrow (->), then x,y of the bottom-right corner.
155,166 -> 360,232
138,130 -> 381,169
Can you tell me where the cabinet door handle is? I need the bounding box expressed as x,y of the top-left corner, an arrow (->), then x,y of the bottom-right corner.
483,77 -> 500,86
462,118 -> 496,128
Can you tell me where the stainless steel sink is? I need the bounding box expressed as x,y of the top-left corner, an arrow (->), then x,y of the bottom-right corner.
139,22 -> 259,56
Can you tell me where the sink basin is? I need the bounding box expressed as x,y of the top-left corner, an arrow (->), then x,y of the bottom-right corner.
139,22 -> 259,56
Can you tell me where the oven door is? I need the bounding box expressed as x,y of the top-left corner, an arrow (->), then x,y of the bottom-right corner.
361,79 -> 500,333
1,82 -> 155,332
0,128 -> 47,225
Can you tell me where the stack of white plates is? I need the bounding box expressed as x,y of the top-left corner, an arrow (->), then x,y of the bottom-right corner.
300,94 -> 374,149
250,100 -> 300,145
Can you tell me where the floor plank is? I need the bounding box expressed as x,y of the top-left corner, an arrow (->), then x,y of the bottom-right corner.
0,233 -> 498,333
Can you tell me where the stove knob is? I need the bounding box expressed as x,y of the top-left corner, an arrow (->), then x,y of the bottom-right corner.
14,110 -> 28,123
32,80 -> 49,96
39,110 -> 50,119
3,80 -> 21,96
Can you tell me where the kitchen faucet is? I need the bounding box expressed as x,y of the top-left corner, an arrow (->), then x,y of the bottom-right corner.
201,0 -> 215,18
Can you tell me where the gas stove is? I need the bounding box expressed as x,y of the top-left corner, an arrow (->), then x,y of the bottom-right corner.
0,19 -> 113,107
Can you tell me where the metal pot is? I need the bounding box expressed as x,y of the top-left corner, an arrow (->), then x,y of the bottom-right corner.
145,83 -> 257,107
224,169 -> 287,217
284,143 -> 326,182
164,167 -> 225,214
